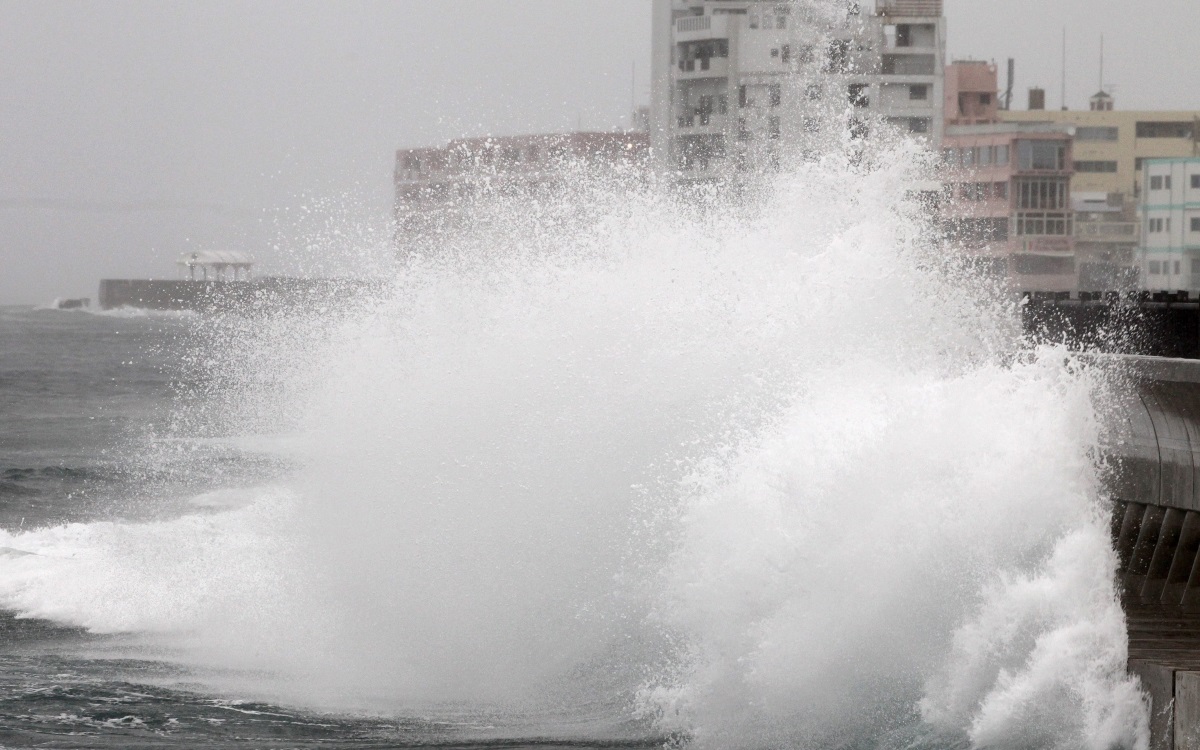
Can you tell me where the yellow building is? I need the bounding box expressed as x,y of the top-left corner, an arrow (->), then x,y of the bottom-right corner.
1000,101 -> 1200,199
1000,97 -> 1200,290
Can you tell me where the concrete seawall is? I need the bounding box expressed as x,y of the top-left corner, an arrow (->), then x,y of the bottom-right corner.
99,278 -> 385,313
1101,355 -> 1200,749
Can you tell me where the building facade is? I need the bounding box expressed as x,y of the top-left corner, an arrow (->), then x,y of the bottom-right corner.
1000,107 -> 1200,200
650,0 -> 945,179
1141,158 -> 1200,291
942,122 -> 1077,291
393,131 -> 649,256
941,60 -> 1081,292
1000,104 -> 1200,291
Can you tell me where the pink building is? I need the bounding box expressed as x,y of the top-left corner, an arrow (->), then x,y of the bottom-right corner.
944,60 -> 999,125
942,61 -> 1076,291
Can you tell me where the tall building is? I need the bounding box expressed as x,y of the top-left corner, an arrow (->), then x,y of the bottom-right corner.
1141,158 -> 1200,291
649,0 -> 946,179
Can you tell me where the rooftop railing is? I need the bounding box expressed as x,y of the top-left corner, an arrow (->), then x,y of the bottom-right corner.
876,0 -> 943,17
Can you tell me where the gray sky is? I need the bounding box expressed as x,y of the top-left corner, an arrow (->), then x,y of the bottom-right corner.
1,0 -> 1198,305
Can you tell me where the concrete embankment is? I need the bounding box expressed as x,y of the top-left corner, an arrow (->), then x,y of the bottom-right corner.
1102,355 -> 1200,748
99,278 -> 385,313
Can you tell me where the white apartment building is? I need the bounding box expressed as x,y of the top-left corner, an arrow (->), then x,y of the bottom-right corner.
1141,158 -> 1200,291
650,0 -> 945,179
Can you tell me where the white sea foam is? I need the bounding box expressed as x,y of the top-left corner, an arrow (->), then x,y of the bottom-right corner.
0,144 -> 1149,746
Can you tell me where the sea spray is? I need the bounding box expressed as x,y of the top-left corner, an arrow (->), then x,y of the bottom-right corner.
0,143 -> 1149,746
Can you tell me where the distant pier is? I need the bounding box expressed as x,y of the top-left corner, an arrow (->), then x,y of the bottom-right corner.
98,277 -> 384,313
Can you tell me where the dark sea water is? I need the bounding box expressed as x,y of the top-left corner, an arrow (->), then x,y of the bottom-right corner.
0,305 -> 654,750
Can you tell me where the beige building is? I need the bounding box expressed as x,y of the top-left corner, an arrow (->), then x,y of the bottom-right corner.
999,97 -> 1200,290
1000,102 -> 1200,199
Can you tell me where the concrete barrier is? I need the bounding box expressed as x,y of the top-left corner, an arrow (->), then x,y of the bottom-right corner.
1100,355 -> 1200,749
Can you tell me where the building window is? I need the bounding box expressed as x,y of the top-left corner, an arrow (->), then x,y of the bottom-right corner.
771,48 -> 779,58
980,93 -> 992,105
768,84 -> 782,107
826,40 -> 850,73
849,84 -> 869,107
909,84 -> 928,100
995,144 -> 1010,166
882,54 -> 935,76
1150,261 -> 1161,274
944,217 -> 1008,247
1167,176 -> 1173,190
781,45 -> 791,64
1074,161 -> 1119,173
1151,175 -> 1164,190
849,118 -> 869,140
1137,121 -> 1195,139
1192,217 -> 1200,232
979,146 -> 993,166
805,83 -> 822,101
1015,213 -> 1071,236
1016,179 -> 1068,210
1015,255 -> 1074,275
909,118 -> 930,134
941,148 -> 955,165
738,85 -> 748,108
1076,126 -> 1119,141
1192,174 -> 1200,189
1150,218 -> 1165,233
776,15 -> 787,30
995,182 -> 1009,200
1017,140 -> 1067,170
717,95 -> 728,114
737,118 -> 751,141
768,116 -> 781,139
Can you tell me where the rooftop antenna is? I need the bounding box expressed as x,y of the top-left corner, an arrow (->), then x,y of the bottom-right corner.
1061,27 -> 1068,110
1099,34 -> 1105,93
1004,58 -> 1015,110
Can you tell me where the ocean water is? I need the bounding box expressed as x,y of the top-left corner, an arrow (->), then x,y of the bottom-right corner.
0,149 -> 1151,749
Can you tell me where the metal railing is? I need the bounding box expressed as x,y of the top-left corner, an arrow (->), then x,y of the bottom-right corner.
876,0 -> 943,17
676,15 -> 711,33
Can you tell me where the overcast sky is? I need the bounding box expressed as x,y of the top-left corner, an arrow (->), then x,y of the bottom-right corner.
1,0 -> 1198,305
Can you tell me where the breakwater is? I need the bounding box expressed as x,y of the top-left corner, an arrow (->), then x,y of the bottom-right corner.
1095,356 -> 1200,749
98,277 -> 384,313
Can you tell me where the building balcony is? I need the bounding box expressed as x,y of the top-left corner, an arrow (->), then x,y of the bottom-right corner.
675,14 -> 730,41
876,0 -> 943,18
1075,220 -> 1138,242
880,54 -> 937,76
674,113 -> 728,134
674,57 -> 730,79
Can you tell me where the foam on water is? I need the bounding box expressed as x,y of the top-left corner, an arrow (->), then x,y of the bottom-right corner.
0,143 -> 1149,747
